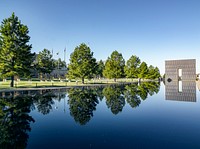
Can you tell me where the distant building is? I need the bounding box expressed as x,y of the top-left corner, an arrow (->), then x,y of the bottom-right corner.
165,59 -> 196,81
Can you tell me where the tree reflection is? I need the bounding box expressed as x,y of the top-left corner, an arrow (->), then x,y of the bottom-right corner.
33,90 -> 57,115
124,83 -> 141,108
67,87 -> 99,125
0,94 -> 34,149
124,82 -> 160,108
137,82 -> 160,100
103,86 -> 125,115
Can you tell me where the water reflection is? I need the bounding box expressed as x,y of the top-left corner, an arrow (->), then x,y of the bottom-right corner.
67,88 -> 99,125
165,81 -> 196,102
0,81 -> 161,143
103,86 -> 125,115
0,94 -> 35,148
197,80 -> 200,91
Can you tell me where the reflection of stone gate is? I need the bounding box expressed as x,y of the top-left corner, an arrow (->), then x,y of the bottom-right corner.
165,81 -> 196,102
165,59 -> 196,81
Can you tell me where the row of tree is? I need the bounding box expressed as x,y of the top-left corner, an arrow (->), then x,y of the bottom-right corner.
0,13 -> 64,87
68,43 -> 161,83
0,13 -> 160,87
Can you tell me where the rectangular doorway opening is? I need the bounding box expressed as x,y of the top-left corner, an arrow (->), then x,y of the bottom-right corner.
178,69 -> 182,80
178,81 -> 182,92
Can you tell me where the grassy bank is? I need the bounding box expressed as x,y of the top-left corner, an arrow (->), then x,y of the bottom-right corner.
0,78 -> 139,90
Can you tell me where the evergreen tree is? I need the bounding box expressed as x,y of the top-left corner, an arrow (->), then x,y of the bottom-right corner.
67,43 -> 97,84
146,65 -> 161,79
36,48 -> 54,80
0,13 -> 34,87
103,50 -> 125,82
138,62 -> 149,79
146,65 -> 155,79
96,60 -> 105,78
53,58 -> 66,69
154,67 -> 161,79
124,55 -> 141,78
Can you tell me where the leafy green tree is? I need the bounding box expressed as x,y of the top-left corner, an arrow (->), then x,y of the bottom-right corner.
53,58 -> 66,69
36,48 -> 54,80
0,13 -> 34,87
146,65 -> 161,79
103,50 -> 125,82
67,43 -> 97,84
96,60 -> 105,78
154,67 -> 161,79
124,55 -> 141,78
138,62 -> 149,79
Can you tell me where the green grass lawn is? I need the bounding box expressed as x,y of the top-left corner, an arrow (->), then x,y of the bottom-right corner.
0,78 -> 138,90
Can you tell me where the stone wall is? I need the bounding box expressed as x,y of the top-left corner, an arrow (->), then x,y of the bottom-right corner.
165,59 -> 196,81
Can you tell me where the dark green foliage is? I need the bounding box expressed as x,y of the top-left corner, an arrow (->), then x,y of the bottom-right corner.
53,58 -> 66,69
67,43 -> 97,84
33,92 -> 55,115
103,50 -> 125,81
124,55 -> 141,78
0,94 -> 35,148
103,86 -> 125,114
96,60 -> 105,78
124,83 -> 141,108
36,48 -> 54,78
137,81 -> 160,100
67,88 -> 99,125
138,62 -> 149,79
0,13 -> 34,87
146,65 -> 161,79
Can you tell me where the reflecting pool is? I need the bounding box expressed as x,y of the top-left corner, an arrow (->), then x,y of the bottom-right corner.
1,81 -> 200,149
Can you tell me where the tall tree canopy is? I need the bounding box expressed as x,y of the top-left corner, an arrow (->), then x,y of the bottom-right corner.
36,48 -> 54,79
138,62 -> 149,79
53,58 -> 66,69
103,50 -> 125,81
96,60 -> 105,78
67,43 -> 97,84
146,65 -> 161,79
124,55 -> 141,78
0,13 -> 34,87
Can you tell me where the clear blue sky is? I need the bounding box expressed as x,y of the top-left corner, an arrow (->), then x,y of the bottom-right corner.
1,0 -> 200,74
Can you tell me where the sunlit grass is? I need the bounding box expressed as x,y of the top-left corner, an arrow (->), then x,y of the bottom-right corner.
0,78 -> 139,90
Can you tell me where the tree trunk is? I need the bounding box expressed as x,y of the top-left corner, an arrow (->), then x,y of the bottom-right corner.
82,77 -> 84,84
10,76 -> 14,87
114,78 -> 116,82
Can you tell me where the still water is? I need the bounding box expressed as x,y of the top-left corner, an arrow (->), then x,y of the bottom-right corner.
0,81 -> 200,149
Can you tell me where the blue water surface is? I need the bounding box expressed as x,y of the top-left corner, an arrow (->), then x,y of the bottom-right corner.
1,81 -> 200,149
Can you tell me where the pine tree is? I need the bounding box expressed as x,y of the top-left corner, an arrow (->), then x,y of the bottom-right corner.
0,13 -> 34,87
36,48 -> 54,80
96,60 -> 105,78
